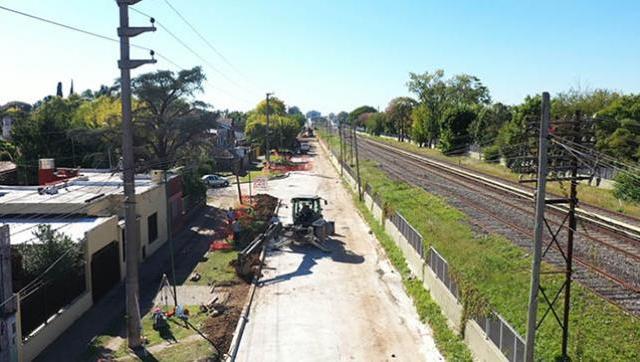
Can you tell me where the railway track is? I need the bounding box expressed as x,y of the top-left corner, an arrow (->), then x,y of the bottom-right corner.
356,136 -> 640,315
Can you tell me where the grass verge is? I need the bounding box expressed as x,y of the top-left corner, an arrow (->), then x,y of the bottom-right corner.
319,130 -> 640,361
187,250 -> 238,286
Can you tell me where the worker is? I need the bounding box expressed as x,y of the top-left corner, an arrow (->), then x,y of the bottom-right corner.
232,219 -> 242,241
299,204 -> 314,224
226,207 -> 236,225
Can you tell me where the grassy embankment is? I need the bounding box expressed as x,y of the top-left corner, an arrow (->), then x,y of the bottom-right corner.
320,130 -> 640,361
365,134 -> 640,219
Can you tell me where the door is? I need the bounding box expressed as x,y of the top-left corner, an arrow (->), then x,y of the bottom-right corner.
90,241 -> 121,302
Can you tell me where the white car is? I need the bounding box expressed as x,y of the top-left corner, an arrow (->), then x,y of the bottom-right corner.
201,174 -> 230,188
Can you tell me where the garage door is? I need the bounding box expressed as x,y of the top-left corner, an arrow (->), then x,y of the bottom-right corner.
91,241 -> 121,302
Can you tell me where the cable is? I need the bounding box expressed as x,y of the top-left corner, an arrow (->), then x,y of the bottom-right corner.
0,4 -> 181,71
130,7 -> 254,106
160,0 -> 259,91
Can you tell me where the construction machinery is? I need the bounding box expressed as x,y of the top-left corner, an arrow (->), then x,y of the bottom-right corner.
274,195 -> 334,251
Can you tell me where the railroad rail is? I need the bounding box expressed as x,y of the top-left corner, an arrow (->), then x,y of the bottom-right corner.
356,136 -> 640,314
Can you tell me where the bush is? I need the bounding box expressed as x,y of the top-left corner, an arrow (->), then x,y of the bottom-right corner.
482,145 -> 501,163
613,171 -> 640,202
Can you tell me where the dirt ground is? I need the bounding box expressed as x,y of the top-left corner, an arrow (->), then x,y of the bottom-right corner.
206,141 -> 443,361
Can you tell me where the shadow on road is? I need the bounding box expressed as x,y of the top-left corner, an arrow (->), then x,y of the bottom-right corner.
259,236 -> 364,287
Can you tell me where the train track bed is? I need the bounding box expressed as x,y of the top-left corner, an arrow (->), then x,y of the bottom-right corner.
357,137 -> 640,315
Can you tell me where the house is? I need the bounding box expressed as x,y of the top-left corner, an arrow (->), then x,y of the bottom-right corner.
0,164 -> 187,361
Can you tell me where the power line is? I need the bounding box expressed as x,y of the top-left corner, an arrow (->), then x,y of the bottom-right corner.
161,0 -> 258,91
130,7 -> 252,105
0,4 -> 181,71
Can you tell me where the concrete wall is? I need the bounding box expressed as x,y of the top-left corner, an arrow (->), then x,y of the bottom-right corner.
136,185 -> 169,258
21,292 -> 92,362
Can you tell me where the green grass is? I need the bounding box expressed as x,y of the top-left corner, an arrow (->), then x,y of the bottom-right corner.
118,339 -> 217,362
366,134 -> 640,219
187,250 -> 238,286
319,131 -> 640,361
355,195 -> 473,361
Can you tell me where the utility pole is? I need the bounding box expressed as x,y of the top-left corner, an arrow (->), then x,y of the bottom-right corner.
339,123 -> 344,176
524,92 -> 550,362
353,124 -> 362,200
163,171 -> 178,307
117,0 -> 156,350
265,92 -> 273,164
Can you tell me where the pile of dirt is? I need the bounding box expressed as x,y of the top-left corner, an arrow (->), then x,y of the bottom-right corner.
202,284 -> 250,355
251,194 -> 278,221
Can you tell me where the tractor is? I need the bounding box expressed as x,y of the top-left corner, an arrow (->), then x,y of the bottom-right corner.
292,195 -> 326,227
273,195 -> 334,251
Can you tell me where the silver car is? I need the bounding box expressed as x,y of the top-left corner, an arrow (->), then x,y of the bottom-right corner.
201,174 -> 230,188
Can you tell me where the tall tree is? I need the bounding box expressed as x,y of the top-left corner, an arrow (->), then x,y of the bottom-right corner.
348,105 -> 376,126
131,66 -> 216,169
469,103 -> 512,145
439,105 -> 477,154
386,97 -> 416,141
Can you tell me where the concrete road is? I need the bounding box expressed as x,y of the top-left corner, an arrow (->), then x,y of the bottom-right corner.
223,142 -> 443,362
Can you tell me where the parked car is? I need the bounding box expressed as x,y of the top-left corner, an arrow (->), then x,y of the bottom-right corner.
201,174 -> 230,188
299,142 -> 311,154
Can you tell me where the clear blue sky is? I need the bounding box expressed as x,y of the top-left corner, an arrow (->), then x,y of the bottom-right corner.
1,0 -> 639,114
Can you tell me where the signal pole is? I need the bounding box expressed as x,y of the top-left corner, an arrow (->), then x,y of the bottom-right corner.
117,0 -> 156,350
265,93 -> 273,164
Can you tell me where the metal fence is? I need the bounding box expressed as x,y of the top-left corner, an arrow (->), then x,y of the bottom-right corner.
390,212 -> 425,259
427,247 -> 459,299
429,248 -> 525,362
331,134 -> 526,362
474,313 -> 526,362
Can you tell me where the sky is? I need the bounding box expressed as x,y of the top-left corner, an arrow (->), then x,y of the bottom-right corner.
1,0 -> 639,115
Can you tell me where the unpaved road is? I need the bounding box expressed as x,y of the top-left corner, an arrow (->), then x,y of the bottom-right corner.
211,141 -> 443,362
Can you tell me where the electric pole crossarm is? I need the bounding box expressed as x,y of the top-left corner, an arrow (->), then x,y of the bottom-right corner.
118,26 -> 156,37
119,59 -> 157,69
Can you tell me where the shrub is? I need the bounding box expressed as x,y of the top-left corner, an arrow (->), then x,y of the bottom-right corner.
613,171 -> 640,202
482,145 -> 501,163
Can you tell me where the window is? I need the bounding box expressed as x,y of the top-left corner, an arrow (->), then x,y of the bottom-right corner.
148,213 -> 158,244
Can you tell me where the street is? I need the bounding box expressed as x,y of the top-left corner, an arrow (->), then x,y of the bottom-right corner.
210,141 -> 443,361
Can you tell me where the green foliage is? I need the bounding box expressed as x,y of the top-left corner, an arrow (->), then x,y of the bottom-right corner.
495,95 -> 540,168
410,103 -> 438,147
348,105 -> 377,126
385,97 -> 416,139
613,171 -> 640,202
363,112 -> 386,135
181,168 -> 206,199
439,106 -> 477,154
132,66 -> 216,169
352,156 -> 640,361
469,103 -> 512,145
245,97 -> 304,152
482,144 -> 501,163
17,225 -> 83,282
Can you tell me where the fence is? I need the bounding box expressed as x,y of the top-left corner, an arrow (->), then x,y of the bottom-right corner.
474,313 -> 526,362
389,212 -> 425,260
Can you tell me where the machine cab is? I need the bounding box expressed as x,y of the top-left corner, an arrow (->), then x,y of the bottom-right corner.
291,195 -> 327,227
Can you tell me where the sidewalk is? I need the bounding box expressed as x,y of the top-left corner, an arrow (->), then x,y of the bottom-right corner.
35,205 -> 225,362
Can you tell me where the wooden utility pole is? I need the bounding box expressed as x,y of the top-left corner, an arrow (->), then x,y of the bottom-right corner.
0,225 -> 17,362
339,123 -> 344,176
117,0 -> 156,349
525,92 -> 551,362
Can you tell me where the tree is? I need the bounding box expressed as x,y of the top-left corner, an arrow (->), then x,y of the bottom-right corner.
287,106 -> 302,115
336,111 -> 349,126
226,110 -> 248,131
439,105 -> 477,154
245,97 -> 304,152
348,105 -> 376,126
386,97 -> 416,141
411,103 -> 438,147
306,110 -> 321,120
56,82 -> 63,97
495,95 -> 541,168
131,66 -> 216,169
469,103 -> 512,145
17,225 -> 82,282
363,112 -> 385,135
407,69 -> 490,126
